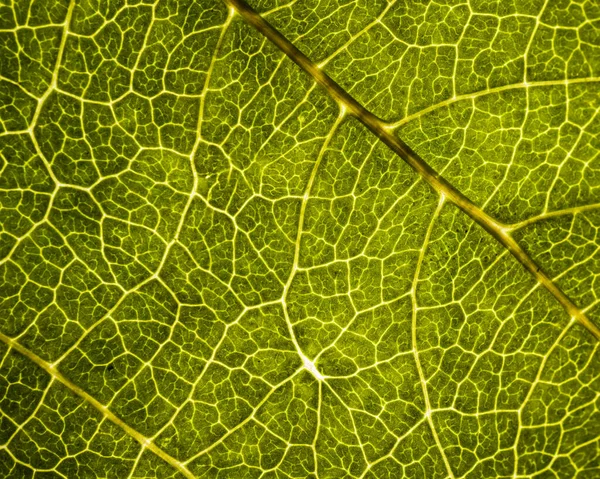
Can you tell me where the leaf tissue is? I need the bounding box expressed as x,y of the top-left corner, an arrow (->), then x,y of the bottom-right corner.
0,0 -> 599,477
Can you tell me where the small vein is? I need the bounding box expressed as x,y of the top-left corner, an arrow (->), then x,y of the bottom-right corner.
411,194 -> 455,479
280,107 -> 346,377
386,77 -> 600,129
505,203 -> 600,231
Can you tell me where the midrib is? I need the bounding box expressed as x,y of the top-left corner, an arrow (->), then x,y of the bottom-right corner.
223,0 -> 600,342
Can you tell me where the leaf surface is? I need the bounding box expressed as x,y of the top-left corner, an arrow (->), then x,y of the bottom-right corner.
0,0 -> 599,478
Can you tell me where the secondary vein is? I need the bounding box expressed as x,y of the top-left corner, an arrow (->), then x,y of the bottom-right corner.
0,332 -> 196,479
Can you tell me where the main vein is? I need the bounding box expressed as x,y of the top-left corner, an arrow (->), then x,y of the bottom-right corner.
223,0 -> 600,341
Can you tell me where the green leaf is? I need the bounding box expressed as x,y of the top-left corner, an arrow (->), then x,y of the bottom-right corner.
0,0 -> 599,477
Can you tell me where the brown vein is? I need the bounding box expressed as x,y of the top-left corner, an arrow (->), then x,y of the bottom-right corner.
224,0 -> 600,341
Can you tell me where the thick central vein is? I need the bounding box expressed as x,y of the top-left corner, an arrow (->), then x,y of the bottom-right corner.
223,0 -> 600,342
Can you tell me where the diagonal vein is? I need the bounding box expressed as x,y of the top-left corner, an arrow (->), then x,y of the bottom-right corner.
410,194 -> 455,479
0,332 -> 196,479
386,76 -> 600,129
223,0 -> 600,342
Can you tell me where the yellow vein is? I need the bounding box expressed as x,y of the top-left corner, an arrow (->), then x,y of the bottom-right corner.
312,380 -> 323,477
0,0 -> 76,268
28,0 -> 75,130
512,319 -> 575,476
224,0 -> 600,341
386,76 -> 600,129
316,0 -> 397,68
0,332 -> 196,479
185,367 -> 303,462
505,202 -> 600,231
281,108 -> 346,378
411,195 -> 455,479
52,6 -> 237,367
0,10 -> 234,477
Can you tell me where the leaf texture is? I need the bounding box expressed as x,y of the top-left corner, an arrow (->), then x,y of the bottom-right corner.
0,0 -> 599,478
